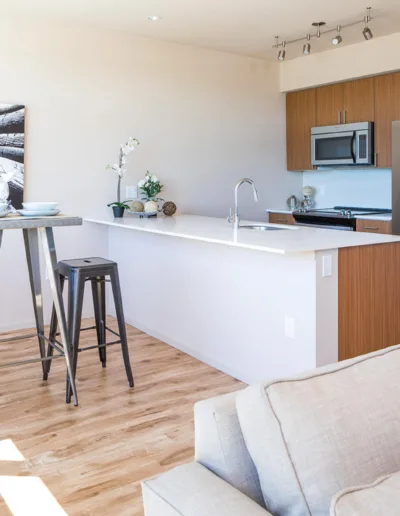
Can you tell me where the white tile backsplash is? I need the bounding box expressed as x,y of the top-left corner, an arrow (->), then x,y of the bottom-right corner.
303,168 -> 392,209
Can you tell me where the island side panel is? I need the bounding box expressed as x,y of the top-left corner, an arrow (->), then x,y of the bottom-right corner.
338,242 -> 400,361
108,226 -> 319,384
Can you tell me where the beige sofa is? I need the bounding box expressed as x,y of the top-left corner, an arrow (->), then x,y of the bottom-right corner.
142,345 -> 400,515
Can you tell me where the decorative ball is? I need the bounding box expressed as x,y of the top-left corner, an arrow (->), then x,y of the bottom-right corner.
131,200 -> 144,212
163,201 -> 177,217
144,200 -> 158,213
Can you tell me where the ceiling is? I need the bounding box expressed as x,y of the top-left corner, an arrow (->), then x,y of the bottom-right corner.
2,0 -> 400,60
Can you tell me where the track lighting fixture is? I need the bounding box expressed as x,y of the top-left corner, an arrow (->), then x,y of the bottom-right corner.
274,36 -> 287,61
332,25 -> 343,45
312,21 -> 326,38
303,34 -> 311,55
363,7 -> 373,40
273,7 -> 374,60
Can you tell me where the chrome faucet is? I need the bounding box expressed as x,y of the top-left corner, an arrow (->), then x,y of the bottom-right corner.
228,178 -> 259,230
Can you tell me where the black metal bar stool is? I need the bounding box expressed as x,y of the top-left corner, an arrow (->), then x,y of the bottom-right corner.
46,257 -> 134,403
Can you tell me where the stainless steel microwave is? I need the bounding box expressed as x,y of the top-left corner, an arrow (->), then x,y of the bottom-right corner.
311,122 -> 374,167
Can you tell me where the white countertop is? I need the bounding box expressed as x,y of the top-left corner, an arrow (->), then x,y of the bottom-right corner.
265,208 -> 294,214
355,214 -> 392,221
84,214 -> 400,255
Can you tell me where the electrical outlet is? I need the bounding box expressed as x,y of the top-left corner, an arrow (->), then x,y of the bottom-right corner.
126,185 -> 138,200
285,316 -> 295,339
322,255 -> 332,277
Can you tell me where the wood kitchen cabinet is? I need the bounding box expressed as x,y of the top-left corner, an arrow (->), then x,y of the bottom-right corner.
343,77 -> 375,124
374,72 -> 400,168
315,78 -> 374,126
268,212 -> 295,225
356,218 -> 392,234
286,88 -> 316,171
286,72 -> 400,171
316,83 -> 344,126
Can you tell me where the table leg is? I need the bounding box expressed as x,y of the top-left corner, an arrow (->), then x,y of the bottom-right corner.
38,227 -> 79,406
23,228 -> 47,379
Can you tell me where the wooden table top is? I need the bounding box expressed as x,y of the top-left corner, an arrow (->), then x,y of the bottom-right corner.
0,214 -> 82,230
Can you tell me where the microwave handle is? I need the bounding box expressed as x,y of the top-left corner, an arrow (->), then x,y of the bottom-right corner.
351,133 -> 357,163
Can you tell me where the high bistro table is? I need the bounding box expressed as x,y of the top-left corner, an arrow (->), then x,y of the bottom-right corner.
0,215 -> 82,406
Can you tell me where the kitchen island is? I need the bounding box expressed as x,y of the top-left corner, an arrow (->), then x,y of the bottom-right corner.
85,213 -> 400,383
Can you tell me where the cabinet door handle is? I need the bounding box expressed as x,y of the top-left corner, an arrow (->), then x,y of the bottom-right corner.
338,111 -> 341,124
342,110 -> 346,124
364,226 -> 379,231
374,152 -> 378,167
276,218 -> 288,223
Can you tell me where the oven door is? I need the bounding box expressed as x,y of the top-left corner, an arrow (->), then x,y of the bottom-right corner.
294,221 -> 354,231
311,131 -> 356,166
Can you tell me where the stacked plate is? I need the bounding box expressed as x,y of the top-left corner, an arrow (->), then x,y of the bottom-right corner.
17,202 -> 60,217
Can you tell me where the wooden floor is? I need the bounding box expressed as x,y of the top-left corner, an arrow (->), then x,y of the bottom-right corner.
0,319 -> 243,515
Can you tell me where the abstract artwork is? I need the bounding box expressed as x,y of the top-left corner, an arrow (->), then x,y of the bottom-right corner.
0,104 -> 25,209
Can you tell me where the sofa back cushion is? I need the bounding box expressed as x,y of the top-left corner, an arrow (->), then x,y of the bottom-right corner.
195,391 -> 264,507
330,470 -> 400,516
236,345 -> 400,516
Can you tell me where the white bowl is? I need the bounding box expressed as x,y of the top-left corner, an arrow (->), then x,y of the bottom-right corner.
22,202 -> 58,211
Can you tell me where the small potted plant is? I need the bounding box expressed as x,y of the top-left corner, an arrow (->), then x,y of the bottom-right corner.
138,172 -> 164,213
106,136 -> 140,217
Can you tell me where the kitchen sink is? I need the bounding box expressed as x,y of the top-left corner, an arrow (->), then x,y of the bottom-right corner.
240,224 -> 289,231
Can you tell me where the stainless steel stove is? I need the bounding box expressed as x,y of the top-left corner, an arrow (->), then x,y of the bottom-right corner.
293,206 -> 392,231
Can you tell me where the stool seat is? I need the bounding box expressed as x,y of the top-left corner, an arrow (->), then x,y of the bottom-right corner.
58,257 -> 116,278
46,256 -> 134,403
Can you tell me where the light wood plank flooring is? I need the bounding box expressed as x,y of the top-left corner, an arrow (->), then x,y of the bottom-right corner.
0,318 -> 243,515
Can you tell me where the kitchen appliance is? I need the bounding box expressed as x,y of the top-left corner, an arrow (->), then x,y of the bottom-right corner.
293,206 -> 391,231
286,195 -> 299,210
311,122 -> 374,167
392,122 -> 400,235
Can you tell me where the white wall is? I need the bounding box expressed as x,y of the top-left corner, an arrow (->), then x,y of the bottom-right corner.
280,32 -> 400,92
303,168 -> 392,208
0,17 -> 299,331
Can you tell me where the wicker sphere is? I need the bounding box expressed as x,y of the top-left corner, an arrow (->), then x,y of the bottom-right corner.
163,201 -> 177,216
131,200 -> 144,212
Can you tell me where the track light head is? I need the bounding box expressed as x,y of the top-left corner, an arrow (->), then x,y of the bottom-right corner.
363,8 -> 373,40
332,25 -> 342,45
363,26 -> 373,40
302,34 -> 311,55
278,49 -> 286,61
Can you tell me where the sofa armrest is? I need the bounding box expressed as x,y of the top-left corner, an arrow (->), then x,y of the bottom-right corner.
142,462 -> 270,516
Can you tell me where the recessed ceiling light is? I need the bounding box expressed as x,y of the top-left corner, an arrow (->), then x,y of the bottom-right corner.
148,15 -> 162,21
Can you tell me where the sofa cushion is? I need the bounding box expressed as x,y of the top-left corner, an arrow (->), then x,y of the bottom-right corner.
195,391 -> 264,507
236,345 -> 400,516
330,470 -> 400,516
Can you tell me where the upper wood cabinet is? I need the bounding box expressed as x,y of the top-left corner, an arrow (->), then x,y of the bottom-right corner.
343,78 -> 375,123
316,83 -> 344,126
315,78 -> 374,126
374,72 -> 400,168
286,88 -> 316,171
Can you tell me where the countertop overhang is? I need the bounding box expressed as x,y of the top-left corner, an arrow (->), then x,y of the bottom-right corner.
84,214 -> 400,255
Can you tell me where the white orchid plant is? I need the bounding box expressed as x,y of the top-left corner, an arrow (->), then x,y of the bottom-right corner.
138,172 -> 164,202
106,136 -> 140,208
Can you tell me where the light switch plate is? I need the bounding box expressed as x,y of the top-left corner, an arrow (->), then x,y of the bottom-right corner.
322,255 -> 332,277
126,185 -> 138,200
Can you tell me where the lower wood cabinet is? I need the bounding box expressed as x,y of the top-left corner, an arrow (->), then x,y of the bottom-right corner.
356,219 -> 392,234
268,212 -> 295,225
